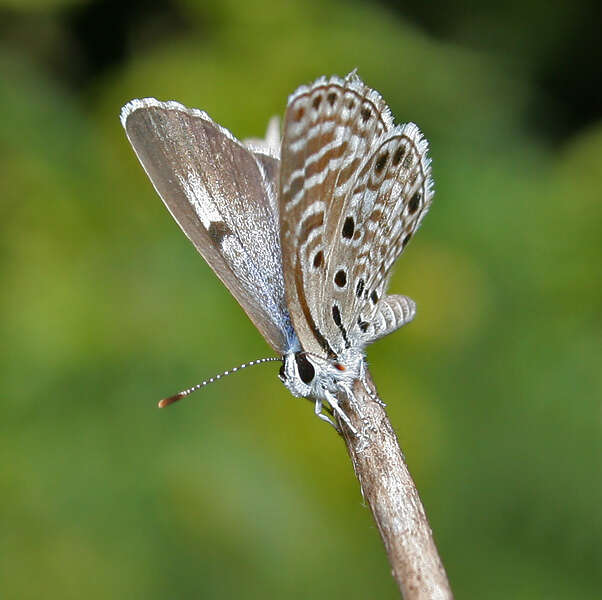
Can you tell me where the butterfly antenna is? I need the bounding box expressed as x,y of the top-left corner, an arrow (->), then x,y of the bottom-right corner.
158,357 -> 282,408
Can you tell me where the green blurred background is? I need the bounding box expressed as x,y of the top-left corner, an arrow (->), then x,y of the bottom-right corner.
1,0 -> 600,598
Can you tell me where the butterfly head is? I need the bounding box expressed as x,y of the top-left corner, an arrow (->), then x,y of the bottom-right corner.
279,350 -> 362,399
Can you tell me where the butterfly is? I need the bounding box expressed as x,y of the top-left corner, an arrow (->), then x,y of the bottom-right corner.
120,72 -> 434,433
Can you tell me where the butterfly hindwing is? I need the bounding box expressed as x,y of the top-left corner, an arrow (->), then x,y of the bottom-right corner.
357,294 -> 417,345
332,123 -> 434,341
121,99 -> 294,353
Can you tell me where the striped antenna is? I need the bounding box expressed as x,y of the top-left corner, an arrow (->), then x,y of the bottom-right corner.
158,357 -> 282,408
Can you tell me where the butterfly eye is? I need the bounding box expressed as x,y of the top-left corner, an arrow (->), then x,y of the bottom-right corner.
295,353 -> 315,384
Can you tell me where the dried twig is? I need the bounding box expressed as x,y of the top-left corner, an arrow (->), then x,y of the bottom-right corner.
337,371 -> 453,599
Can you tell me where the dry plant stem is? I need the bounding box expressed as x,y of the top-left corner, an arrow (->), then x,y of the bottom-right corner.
337,372 -> 453,600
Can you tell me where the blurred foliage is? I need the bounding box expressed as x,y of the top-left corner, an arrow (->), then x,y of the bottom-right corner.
1,0 -> 600,598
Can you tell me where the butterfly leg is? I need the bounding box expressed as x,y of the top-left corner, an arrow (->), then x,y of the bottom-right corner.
358,360 -> 386,407
313,397 -> 340,431
324,390 -> 357,435
366,383 -> 386,407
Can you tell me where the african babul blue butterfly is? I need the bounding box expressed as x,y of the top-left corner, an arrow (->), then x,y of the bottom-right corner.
121,72 -> 433,434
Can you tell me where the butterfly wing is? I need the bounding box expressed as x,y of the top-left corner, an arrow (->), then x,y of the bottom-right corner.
330,122 -> 434,343
244,115 -> 281,217
247,151 -> 280,217
121,98 -> 294,354
279,74 -> 394,357
280,75 -> 433,357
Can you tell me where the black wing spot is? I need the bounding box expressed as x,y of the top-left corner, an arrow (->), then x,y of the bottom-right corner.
402,233 -> 411,248
327,92 -> 337,106
408,191 -> 421,214
361,107 -> 371,122
312,95 -> 322,110
295,353 -> 315,384
374,152 -> 389,174
334,270 -> 347,288
392,146 -> 405,166
358,320 -> 369,333
313,250 -> 323,268
208,221 -> 231,246
356,278 -> 365,298
342,216 -> 354,239
295,106 -> 305,121
332,305 -> 351,348
370,290 -> 379,304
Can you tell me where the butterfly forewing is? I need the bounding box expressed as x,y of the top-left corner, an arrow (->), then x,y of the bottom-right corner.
249,151 -> 280,217
279,74 -> 394,357
121,99 -> 294,353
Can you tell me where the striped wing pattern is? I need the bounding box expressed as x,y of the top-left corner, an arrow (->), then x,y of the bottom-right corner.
280,74 -> 433,357
279,74 -> 393,357
336,123 -> 433,339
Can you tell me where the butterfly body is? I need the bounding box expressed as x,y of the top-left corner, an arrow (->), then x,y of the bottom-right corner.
121,73 -> 433,432
279,349 -> 365,430
280,349 -> 361,397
